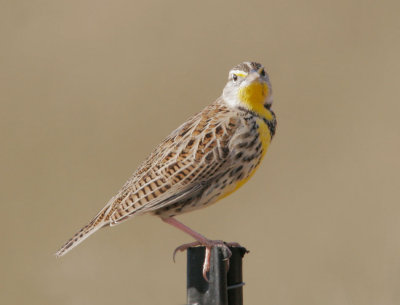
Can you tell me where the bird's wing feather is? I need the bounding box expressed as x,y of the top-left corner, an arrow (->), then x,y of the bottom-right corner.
109,183 -> 204,225
107,101 -> 241,225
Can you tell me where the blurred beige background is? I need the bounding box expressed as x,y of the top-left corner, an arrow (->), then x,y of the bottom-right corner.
1,0 -> 400,304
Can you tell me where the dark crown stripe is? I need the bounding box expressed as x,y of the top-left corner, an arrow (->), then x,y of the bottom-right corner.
232,62 -> 262,73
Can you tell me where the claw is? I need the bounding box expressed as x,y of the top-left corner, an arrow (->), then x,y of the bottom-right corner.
203,247 -> 211,281
171,240 -> 242,282
172,241 -> 202,262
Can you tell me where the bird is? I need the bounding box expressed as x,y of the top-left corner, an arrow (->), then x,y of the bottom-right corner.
55,61 -> 277,280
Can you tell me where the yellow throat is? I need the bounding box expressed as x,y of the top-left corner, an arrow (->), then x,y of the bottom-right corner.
238,82 -> 273,121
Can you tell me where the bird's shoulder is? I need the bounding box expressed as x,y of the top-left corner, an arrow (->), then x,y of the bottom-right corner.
134,99 -> 244,178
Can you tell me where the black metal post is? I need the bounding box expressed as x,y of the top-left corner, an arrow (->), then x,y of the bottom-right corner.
187,246 -> 247,305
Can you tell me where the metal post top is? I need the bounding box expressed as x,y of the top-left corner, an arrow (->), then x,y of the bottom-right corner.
187,246 -> 248,305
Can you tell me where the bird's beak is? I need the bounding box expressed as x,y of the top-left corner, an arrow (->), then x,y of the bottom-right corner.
246,71 -> 261,84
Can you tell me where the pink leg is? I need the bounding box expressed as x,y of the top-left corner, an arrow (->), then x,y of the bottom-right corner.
162,217 -> 240,281
163,217 -> 210,245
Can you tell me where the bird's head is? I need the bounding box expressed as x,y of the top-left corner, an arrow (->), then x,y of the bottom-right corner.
222,62 -> 273,118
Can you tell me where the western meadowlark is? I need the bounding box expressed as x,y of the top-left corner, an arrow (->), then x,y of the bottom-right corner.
56,61 -> 277,279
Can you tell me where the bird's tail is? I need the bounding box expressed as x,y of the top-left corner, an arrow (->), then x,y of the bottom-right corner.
55,205 -> 110,257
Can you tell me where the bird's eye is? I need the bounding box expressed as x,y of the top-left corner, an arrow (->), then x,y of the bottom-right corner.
232,74 -> 238,81
260,69 -> 266,77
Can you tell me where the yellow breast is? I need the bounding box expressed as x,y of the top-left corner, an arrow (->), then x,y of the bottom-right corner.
217,118 -> 272,201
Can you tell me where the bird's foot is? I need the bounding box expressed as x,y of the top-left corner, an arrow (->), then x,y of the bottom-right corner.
173,240 -> 242,281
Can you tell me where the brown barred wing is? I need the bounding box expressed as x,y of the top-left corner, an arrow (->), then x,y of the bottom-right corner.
108,102 -> 240,224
